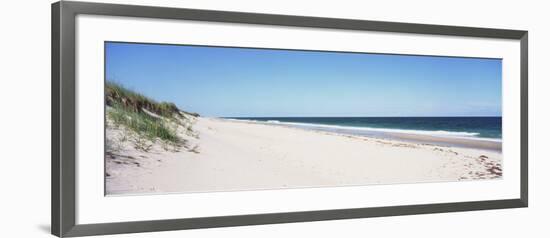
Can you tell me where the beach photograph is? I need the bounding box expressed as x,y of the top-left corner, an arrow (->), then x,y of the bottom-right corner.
104,42 -> 502,195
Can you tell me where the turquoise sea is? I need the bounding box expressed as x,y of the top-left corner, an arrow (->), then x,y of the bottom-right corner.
227,117 -> 502,141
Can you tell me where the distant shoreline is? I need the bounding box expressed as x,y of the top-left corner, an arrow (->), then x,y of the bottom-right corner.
222,117 -> 502,152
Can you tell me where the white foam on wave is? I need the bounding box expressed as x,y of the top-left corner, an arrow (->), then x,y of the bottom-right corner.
258,120 -> 501,142
223,118 -> 501,142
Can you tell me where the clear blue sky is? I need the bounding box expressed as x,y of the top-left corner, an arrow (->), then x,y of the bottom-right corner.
106,42 -> 502,117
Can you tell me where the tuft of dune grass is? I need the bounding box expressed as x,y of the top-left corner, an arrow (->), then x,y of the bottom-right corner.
105,81 -> 199,144
108,103 -> 179,143
106,81 -> 200,118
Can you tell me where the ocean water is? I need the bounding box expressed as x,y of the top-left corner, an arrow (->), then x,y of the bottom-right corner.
227,117 -> 502,141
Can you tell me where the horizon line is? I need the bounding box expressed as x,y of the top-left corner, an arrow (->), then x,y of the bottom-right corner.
214,115 -> 502,118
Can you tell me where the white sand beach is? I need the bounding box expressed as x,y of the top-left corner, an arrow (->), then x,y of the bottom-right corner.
105,117 -> 502,195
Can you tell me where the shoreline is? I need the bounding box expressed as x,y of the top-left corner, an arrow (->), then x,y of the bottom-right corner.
106,116 -> 503,195
222,118 -> 502,152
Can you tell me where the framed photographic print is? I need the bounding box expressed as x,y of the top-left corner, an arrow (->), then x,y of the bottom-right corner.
52,1 -> 528,237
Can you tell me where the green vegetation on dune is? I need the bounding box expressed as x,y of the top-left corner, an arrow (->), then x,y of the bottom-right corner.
108,103 -> 179,142
106,81 -> 198,144
106,81 -> 183,117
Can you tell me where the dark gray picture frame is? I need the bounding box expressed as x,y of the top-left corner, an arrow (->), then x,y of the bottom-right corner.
52,1 -> 528,237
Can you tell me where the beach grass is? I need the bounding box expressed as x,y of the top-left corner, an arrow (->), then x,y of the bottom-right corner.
106,81 -> 197,144
108,103 -> 179,143
106,81 -> 182,117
